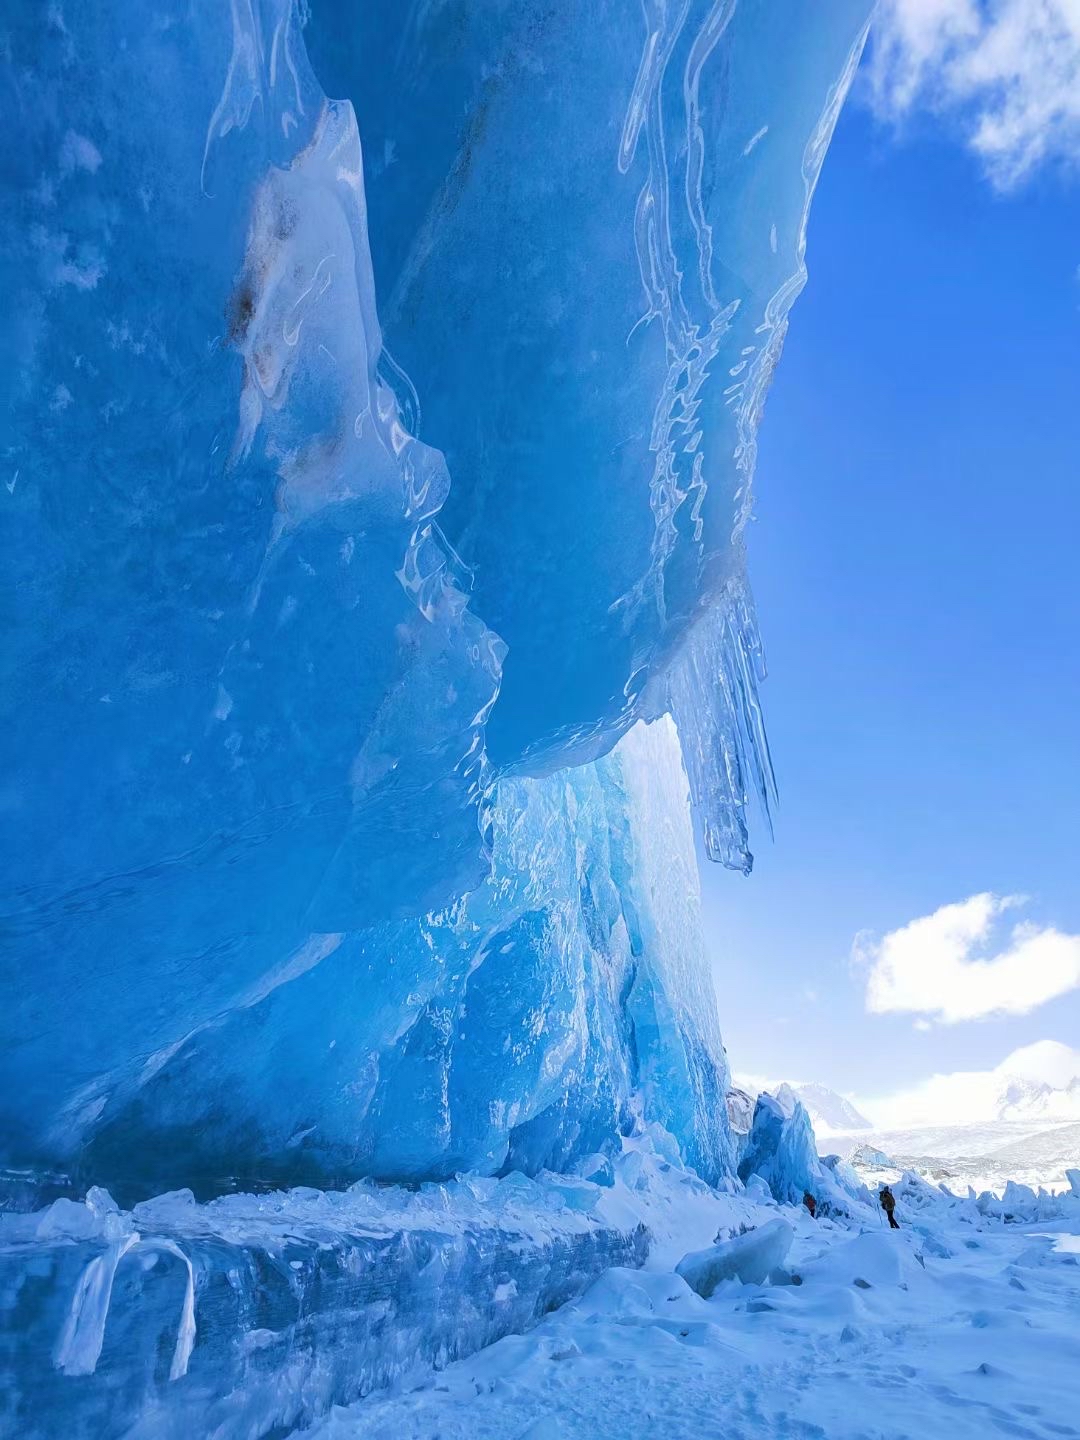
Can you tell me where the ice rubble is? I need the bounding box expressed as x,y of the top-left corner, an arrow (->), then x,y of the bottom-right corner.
1,0 -> 871,1199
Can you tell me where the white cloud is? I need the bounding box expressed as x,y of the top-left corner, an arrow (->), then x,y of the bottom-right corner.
856,1038 -> 1080,1127
867,0 -> 1080,188
856,892 -> 1080,1023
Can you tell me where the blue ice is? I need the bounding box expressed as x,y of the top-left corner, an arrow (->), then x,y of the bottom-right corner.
1,0 -> 870,1201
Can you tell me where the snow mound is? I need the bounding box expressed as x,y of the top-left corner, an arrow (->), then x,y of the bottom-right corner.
802,1229 -> 929,1292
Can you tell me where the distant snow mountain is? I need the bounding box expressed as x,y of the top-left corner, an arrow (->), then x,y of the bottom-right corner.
730,1078 -> 872,1136
996,1074 -> 1080,1123
790,1084 -> 873,1134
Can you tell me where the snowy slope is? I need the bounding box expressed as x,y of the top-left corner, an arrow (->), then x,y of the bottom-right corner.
307,1183 -> 1080,1440
831,1122 -> 1056,1161
988,1120 -> 1080,1170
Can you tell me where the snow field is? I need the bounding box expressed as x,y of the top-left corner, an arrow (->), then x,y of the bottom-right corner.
308,1177 -> 1080,1440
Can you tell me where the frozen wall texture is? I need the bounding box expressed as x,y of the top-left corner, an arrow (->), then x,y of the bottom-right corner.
0,0 -> 869,1199
0,1176 -> 650,1438
738,1091 -> 822,1206
77,717 -> 733,1199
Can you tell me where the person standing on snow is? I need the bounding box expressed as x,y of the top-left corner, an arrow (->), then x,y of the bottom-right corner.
880,1185 -> 900,1229
803,1191 -> 817,1220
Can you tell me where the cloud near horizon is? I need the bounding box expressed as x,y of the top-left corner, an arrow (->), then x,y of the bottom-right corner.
856,893 -> 1080,1024
734,1040 -> 1080,1131
867,0 -> 1080,189
856,1038 -> 1080,1128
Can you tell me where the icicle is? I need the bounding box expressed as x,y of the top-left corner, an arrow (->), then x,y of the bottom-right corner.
644,579 -> 777,874
150,1240 -> 199,1381
54,1232 -> 139,1377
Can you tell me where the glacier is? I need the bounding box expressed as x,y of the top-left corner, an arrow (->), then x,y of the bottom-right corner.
1,0 -> 872,1432
737,1092 -> 819,1204
67,715 -> 735,1199
1,0 -> 869,1199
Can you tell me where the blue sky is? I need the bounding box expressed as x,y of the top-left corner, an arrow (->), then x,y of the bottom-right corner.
700,40 -> 1080,1122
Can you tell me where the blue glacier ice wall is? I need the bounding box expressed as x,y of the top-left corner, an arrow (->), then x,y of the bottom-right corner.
2,0 -> 501,1190
1,0 -> 870,1198
77,718 -> 733,1198
737,1092 -> 819,1204
304,0 -> 869,864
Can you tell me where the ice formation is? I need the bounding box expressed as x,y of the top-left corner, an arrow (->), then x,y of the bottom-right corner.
1,0 -> 871,1200
675,1215 -> 794,1296
737,1091 -> 824,1206
74,715 -> 734,1198
0,1168 -> 648,1436
1,1 -> 875,1432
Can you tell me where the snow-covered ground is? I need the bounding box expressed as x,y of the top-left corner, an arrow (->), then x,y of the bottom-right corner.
305,1173 -> 1080,1440
5,1132 -> 1079,1437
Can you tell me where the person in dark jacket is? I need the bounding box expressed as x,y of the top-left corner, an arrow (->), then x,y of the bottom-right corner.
803,1191 -> 817,1220
880,1185 -> 900,1229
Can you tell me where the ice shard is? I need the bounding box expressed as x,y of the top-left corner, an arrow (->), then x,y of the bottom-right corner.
1,0 -> 870,1199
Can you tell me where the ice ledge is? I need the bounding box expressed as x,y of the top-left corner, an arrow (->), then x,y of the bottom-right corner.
0,1168 -> 650,1439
